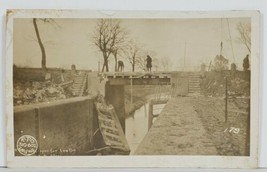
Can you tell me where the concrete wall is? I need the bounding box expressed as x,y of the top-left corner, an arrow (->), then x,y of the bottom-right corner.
105,83 -> 126,132
14,97 -> 94,156
14,107 -> 38,155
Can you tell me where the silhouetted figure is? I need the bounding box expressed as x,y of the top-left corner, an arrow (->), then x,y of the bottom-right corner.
71,64 -> 77,75
118,60 -> 124,72
146,55 -> 152,72
60,69 -> 65,83
243,54 -> 249,71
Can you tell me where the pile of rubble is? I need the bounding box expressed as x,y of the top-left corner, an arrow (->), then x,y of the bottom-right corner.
14,81 -> 68,106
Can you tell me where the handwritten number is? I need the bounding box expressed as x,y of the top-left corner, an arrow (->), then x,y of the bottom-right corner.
224,127 -> 240,134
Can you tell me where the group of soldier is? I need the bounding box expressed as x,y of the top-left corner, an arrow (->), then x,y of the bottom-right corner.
117,55 -> 153,72
117,54 -> 250,72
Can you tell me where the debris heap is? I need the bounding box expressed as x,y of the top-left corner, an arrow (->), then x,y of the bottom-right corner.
14,81 -> 68,106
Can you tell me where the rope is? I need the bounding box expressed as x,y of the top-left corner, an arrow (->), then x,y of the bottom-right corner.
220,18 -> 223,56
227,18 -> 236,63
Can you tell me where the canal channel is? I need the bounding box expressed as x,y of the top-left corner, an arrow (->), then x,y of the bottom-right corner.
125,103 -> 166,154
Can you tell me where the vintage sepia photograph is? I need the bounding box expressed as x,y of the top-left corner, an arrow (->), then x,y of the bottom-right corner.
6,10 -> 260,168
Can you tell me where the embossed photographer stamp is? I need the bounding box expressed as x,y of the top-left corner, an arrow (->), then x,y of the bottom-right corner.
16,135 -> 38,156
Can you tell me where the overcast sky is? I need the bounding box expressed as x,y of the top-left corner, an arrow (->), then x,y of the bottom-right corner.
13,18 -> 250,72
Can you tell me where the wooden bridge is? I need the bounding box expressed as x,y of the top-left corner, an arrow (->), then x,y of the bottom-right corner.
102,72 -> 171,85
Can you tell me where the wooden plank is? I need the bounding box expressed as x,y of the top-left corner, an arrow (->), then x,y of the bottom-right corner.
108,78 -> 171,85
95,102 -> 130,153
106,139 -> 123,146
98,116 -> 115,123
103,131 -> 121,140
108,109 -> 130,151
153,114 -> 160,117
100,124 -> 119,132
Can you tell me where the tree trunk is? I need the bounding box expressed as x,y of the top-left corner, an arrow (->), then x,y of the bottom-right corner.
101,52 -> 109,72
114,53 -> 118,72
33,18 -> 46,71
101,63 -> 105,72
132,55 -> 135,72
105,58 -> 109,72
101,57 -> 109,72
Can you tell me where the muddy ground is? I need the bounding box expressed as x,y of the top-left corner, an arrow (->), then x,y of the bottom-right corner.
192,96 -> 250,156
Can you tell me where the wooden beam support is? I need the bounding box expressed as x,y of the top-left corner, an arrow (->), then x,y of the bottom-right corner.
108,78 -> 171,85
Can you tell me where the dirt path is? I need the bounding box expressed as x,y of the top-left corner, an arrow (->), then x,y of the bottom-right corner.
134,97 -> 218,155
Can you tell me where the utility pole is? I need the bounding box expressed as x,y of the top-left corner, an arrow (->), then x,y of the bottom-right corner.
220,18 -> 223,57
225,77 -> 228,123
184,41 -> 187,71
220,41 -> 223,57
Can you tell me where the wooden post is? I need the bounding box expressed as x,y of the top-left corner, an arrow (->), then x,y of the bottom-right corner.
183,41 -> 187,71
148,103 -> 153,130
225,77 -> 228,123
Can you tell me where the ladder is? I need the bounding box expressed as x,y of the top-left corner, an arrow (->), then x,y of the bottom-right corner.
94,101 -> 130,155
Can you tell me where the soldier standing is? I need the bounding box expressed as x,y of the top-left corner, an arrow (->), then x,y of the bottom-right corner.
146,55 -> 152,72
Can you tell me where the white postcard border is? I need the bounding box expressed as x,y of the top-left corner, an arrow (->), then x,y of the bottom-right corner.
6,10 -> 260,168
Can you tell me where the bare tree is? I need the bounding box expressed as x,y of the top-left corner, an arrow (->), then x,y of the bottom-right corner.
33,18 -> 47,71
237,22 -> 251,53
135,55 -> 146,71
123,40 -> 142,72
93,19 -> 127,72
112,50 -> 119,72
153,57 -> 159,72
33,18 -> 59,72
